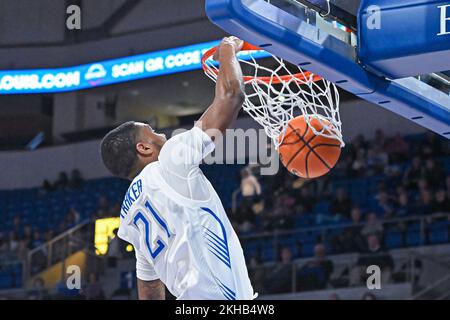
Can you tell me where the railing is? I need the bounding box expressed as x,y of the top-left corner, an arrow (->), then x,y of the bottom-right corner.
239,212 -> 449,260
248,248 -> 421,296
24,220 -> 93,284
240,212 -> 450,297
411,255 -> 450,300
11,209 -> 450,294
413,274 -> 450,300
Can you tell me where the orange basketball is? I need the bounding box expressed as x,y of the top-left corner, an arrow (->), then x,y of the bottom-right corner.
278,115 -> 341,179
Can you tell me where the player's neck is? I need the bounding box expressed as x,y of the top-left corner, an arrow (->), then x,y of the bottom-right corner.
128,159 -> 154,180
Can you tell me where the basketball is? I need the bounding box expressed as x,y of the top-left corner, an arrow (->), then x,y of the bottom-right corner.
278,115 -> 341,179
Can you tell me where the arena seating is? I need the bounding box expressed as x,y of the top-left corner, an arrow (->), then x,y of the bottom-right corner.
0,132 -> 449,290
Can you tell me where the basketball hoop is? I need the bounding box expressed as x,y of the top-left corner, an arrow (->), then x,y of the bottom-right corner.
202,42 -> 344,149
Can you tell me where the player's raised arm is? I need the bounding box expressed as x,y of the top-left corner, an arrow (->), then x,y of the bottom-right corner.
197,37 -> 245,138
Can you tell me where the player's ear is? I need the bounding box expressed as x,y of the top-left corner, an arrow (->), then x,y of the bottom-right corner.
136,141 -> 154,156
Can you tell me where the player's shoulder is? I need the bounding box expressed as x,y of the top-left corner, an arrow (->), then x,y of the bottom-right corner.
165,126 -> 214,152
132,161 -> 161,184
163,127 -> 205,146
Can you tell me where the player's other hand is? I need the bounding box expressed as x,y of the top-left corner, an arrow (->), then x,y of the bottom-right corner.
213,36 -> 244,61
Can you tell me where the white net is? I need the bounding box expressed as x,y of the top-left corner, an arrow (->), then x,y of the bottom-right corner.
203,48 -> 344,149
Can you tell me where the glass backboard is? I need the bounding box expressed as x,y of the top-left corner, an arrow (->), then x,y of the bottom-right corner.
268,0 -> 358,30
206,0 -> 450,138
270,0 -> 450,96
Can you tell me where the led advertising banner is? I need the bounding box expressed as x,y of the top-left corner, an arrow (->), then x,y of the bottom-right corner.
0,40 -> 269,95
94,217 -> 120,255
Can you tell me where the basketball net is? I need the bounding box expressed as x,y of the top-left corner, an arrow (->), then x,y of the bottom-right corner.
202,43 -> 344,149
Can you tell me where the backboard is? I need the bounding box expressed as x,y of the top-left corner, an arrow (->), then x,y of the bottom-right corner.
205,0 -> 450,139
268,0 -> 358,30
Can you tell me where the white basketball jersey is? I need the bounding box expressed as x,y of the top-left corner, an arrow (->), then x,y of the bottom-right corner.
117,127 -> 255,300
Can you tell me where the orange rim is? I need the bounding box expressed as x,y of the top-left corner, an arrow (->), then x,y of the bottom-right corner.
201,42 -> 322,85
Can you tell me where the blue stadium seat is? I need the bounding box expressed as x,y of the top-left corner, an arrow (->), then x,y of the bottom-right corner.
384,232 -> 404,249
313,202 -> 330,215
429,228 -> 449,244
424,221 -> 449,245
261,246 -> 275,262
301,242 -> 316,258
294,214 -> 313,228
407,222 -> 421,232
406,231 -> 421,247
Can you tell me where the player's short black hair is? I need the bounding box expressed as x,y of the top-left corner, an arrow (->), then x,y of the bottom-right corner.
101,121 -> 140,179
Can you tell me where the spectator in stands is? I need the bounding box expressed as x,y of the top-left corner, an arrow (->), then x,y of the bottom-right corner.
41,179 -> 55,194
17,239 -> 30,260
110,202 -> 122,217
65,207 -> 81,228
277,192 -> 296,211
395,184 -> 408,198
248,256 -> 266,295
54,171 -> 69,190
330,188 -> 352,220
373,129 -> 386,150
350,235 -> 394,286
421,132 -> 443,157
107,228 -> 123,263
385,162 -> 403,185
351,148 -> 367,177
0,232 -> 8,261
335,148 -> 353,176
56,221 -> 68,235
361,213 -> 384,238
297,243 -> 334,291
385,132 -> 409,162
23,225 -> 33,249
268,199 -> 295,231
32,230 -> 44,249
264,247 -> 295,294
81,273 -> 105,300
297,187 -> 315,213
446,175 -> 450,199
7,231 -> 19,253
423,159 -> 444,189
431,189 -> 450,214
313,175 -> 333,200
403,156 -> 423,190
238,219 -> 255,234
31,245 -> 48,274
44,230 -> 54,243
11,216 -> 22,237
335,207 -> 365,253
235,201 -> 256,233
417,178 -> 429,194
240,168 -> 262,203
415,190 -> 434,216
367,146 -> 388,175
352,133 -> 370,151
374,190 -> 395,219
396,192 -> 413,217
362,292 -> 377,300
96,196 -> 111,218
69,169 -> 84,189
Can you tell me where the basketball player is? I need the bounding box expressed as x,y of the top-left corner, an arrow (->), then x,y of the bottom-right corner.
100,37 -> 256,300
